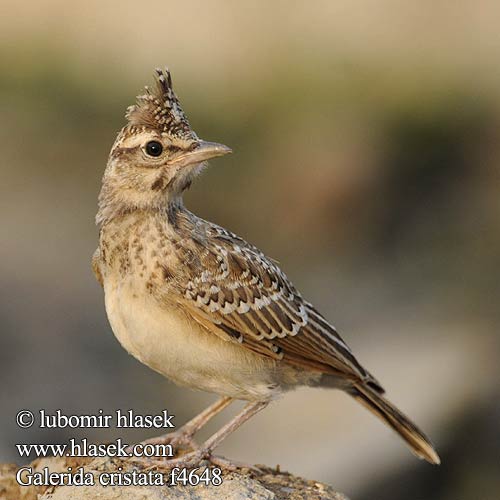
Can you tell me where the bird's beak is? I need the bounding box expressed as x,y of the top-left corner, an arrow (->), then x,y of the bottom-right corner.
169,140 -> 232,168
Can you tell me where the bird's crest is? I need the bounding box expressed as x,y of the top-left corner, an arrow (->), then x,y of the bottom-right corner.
125,68 -> 197,140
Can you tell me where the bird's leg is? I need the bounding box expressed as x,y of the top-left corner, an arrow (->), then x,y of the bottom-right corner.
135,400 -> 268,470
200,400 -> 268,454
139,396 -> 233,451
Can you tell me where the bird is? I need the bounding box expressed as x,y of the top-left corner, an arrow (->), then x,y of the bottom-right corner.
93,68 -> 440,468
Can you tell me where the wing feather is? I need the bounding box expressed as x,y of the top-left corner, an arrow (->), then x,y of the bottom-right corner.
176,222 -> 379,387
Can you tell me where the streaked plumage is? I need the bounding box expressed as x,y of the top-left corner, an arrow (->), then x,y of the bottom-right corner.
93,68 -> 440,465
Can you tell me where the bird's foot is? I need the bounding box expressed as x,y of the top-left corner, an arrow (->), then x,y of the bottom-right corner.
129,446 -> 211,471
210,454 -> 262,472
139,426 -> 200,454
130,448 -> 260,474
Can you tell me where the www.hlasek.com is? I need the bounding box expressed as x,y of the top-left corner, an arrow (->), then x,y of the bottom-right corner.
15,409 -> 223,487
17,438 -> 173,459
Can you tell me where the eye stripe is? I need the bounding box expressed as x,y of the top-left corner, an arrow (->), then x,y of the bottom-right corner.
111,146 -> 135,158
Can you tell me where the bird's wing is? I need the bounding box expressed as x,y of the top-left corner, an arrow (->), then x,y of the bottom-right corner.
174,223 -> 382,388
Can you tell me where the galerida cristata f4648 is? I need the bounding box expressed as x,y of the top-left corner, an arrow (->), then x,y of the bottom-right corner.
93,68 -> 440,467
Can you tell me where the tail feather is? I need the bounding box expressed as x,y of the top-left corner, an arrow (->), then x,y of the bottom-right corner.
352,383 -> 440,465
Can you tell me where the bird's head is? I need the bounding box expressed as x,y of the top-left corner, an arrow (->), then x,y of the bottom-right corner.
97,68 -> 231,225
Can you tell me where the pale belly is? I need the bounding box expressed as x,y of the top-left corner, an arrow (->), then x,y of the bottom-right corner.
103,278 -> 285,401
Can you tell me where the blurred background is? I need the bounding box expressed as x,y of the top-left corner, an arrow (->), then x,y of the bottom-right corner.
1,1 -> 499,498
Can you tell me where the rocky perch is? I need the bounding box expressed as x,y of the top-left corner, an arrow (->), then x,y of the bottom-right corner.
0,455 -> 348,500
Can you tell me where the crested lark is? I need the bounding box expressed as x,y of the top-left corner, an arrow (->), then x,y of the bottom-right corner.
93,68 -> 440,466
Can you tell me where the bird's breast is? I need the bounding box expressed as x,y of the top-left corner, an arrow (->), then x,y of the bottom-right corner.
102,273 -> 284,401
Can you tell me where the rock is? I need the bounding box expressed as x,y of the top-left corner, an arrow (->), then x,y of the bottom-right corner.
0,456 -> 348,500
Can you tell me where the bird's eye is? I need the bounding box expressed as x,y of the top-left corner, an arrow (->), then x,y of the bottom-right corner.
145,140 -> 163,157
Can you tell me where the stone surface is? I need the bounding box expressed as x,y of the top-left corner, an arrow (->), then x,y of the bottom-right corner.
0,456 -> 348,500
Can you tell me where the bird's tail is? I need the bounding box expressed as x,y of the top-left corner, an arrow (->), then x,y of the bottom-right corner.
351,383 -> 440,464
